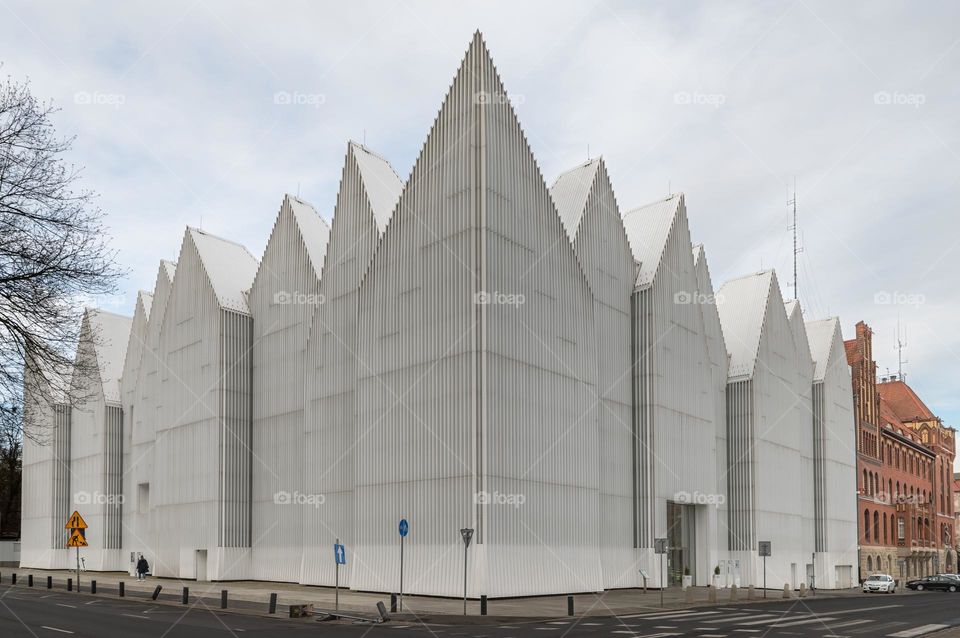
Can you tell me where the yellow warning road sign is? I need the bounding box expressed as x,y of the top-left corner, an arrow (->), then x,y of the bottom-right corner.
67,529 -> 88,548
65,511 -> 88,530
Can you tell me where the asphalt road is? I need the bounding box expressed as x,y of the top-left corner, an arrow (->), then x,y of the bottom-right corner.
3,584 -> 960,637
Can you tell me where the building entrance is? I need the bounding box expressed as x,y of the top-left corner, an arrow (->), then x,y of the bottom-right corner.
667,501 -> 696,586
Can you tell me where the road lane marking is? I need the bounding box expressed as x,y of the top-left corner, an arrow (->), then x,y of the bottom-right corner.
121,614 -> 150,620
41,627 -> 74,634
55,604 -> 76,609
888,626 -> 949,637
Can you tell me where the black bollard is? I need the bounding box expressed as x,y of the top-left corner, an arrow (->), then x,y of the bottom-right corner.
91,580 -> 96,594
221,590 -> 228,609
182,587 -> 189,604
11,573 -> 15,585
567,595 -> 574,617
268,593 -> 277,614
119,581 -> 125,597
67,578 -> 72,591
391,593 -> 397,613
480,595 -> 487,616
47,576 -> 52,589
28,574 -> 34,587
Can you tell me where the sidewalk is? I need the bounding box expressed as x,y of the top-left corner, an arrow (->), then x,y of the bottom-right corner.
3,567 -> 869,621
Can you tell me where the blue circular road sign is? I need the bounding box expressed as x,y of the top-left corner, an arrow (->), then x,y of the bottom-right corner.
399,518 -> 409,537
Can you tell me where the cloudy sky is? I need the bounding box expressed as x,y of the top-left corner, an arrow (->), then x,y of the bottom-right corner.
3,1 -> 958,438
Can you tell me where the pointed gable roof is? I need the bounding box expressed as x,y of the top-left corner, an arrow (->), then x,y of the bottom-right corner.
348,142 -> 403,234
716,270 -> 777,380
877,380 -> 937,422
622,193 -> 684,288
549,159 -> 601,239
120,290 -> 153,401
186,228 -> 259,314
806,317 -> 843,382
286,194 -> 332,277
693,243 -> 728,368
84,308 -> 133,403
139,290 -> 153,320
784,299 -> 812,371
372,31 -> 587,286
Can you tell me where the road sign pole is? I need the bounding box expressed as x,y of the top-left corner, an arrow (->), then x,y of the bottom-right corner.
335,537 -> 340,611
763,556 -> 766,598
399,535 -> 404,612
459,528 -> 474,616
76,546 -> 80,593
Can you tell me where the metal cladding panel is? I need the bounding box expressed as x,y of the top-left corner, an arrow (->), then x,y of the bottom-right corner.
743,272 -> 810,585
153,236 -> 222,576
694,245 -> 729,556
481,65 -> 599,597
119,291 -> 151,559
785,302 -> 815,559
301,142 -> 395,587
220,309 -> 253,550
249,196 -> 326,582
725,380 -> 754,552
127,261 -> 174,569
631,198 -> 720,585
153,231 -> 255,579
560,159 -> 637,588
354,33 -> 600,598
806,318 -> 857,577
20,364 -> 72,567
68,309 -> 132,567
69,314 -> 110,562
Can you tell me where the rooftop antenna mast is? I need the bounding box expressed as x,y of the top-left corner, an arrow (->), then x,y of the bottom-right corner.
787,179 -> 802,301
895,318 -> 908,381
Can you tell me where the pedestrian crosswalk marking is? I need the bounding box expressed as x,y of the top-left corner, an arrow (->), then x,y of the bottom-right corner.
888,625 -> 949,638
736,614 -> 809,626
826,619 -> 873,629
621,610 -> 721,620
769,616 -> 836,627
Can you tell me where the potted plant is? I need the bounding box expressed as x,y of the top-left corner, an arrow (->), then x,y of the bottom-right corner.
682,565 -> 692,589
712,564 -> 721,588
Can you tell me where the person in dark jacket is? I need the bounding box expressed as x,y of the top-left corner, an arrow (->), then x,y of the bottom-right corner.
136,555 -> 149,581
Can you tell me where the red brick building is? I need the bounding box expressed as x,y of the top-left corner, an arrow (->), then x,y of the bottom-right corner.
846,321 -> 956,581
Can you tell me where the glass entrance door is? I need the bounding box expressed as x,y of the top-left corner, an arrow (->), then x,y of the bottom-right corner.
667,501 -> 696,586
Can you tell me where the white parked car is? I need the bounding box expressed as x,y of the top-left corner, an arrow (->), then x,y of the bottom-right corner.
862,573 -> 896,593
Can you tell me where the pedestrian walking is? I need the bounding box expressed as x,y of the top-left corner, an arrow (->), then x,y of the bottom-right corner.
136,555 -> 149,581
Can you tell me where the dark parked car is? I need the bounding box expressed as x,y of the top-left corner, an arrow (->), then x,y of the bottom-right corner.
905,575 -> 960,592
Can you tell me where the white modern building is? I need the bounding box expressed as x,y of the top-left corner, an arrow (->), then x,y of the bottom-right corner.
21,32 -> 858,595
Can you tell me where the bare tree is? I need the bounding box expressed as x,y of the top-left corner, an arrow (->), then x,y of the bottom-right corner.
1,72 -> 122,445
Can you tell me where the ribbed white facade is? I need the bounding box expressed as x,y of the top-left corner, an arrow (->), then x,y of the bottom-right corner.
20,32 -> 857,594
